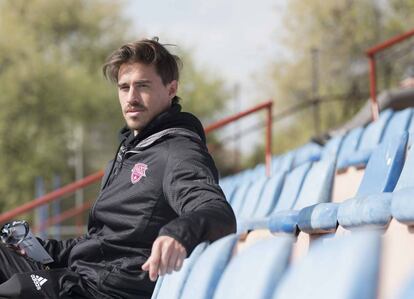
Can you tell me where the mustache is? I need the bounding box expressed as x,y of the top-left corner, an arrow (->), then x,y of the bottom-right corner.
125,104 -> 146,112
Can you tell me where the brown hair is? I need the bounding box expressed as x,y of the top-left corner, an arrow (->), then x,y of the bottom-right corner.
103,38 -> 182,86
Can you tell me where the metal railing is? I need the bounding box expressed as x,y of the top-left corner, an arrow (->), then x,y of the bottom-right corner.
366,28 -> 414,121
0,100 -> 274,230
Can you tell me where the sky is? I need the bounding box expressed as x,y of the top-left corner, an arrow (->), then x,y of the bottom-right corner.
123,0 -> 286,105
123,0 -> 286,154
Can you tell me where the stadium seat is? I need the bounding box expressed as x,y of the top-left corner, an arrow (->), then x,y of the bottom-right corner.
229,181 -> 252,215
268,157 -> 336,234
212,236 -> 293,299
237,176 -> 268,219
237,162 -> 311,232
337,132 -> 408,229
381,109 -> 412,145
336,127 -> 364,169
292,142 -> 322,167
180,234 -> 238,299
151,242 -> 208,299
298,132 -> 408,233
272,231 -> 381,299
321,134 -> 344,160
341,109 -> 393,168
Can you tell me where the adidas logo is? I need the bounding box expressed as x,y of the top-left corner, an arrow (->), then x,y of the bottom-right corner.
30,274 -> 47,291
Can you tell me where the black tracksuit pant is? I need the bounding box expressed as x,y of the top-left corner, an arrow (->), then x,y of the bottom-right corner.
0,244 -> 93,299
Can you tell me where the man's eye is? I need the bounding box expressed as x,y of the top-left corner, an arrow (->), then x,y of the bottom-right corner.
119,86 -> 129,91
137,83 -> 149,88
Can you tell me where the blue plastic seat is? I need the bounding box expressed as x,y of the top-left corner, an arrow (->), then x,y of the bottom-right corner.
272,152 -> 294,174
230,181 -> 252,215
292,142 -> 322,167
343,109 -> 393,168
321,135 -> 344,160
268,157 -> 336,234
272,231 -> 381,299
391,134 -> 414,225
237,163 -> 311,232
151,242 -> 208,299
336,127 -> 364,169
299,132 -> 408,233
381,109 -> 412,145
212,236 -> 293,299
237,176 -> 268,219
180,234 -> 238,299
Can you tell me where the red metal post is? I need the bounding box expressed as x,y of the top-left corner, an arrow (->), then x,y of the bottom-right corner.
368,55 -> 379,121
0,170 -> 104,224
366,28 -> 414,121
265,102 -> 273,177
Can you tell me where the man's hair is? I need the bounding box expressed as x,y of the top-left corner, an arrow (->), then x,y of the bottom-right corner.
103,39 -> 182,101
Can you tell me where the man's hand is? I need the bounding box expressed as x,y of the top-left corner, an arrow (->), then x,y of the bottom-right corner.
142,236 -> 187,281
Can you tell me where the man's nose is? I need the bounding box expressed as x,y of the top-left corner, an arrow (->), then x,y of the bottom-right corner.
127,87 -> 141,104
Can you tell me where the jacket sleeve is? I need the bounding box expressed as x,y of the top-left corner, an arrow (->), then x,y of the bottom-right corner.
158,149 -> 237,255
37,236 -> 85,267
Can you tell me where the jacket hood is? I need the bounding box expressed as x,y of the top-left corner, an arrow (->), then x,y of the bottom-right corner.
119,103 -> 206,147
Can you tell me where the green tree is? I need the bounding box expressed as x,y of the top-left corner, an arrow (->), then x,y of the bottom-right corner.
0,0 -> 230,212
265,0 -> 414,154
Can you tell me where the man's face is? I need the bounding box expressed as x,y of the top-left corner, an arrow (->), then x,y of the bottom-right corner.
117,62 -> 177,135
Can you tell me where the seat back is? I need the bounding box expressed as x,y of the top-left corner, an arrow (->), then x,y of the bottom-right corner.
321,135 -> 344,160
273,162 -> 312,212
213,236 -> 293,299
381,109 -> 412,145
356,132 -> 408,197
252,172 -> 286,218
151,242 -> 208,299
356,109 -> 393,153
293,157 -> 336,210
272,231 -> 381,299
238,176 -> 268,219
337,127 -> 364,169
180,235 -> 238,299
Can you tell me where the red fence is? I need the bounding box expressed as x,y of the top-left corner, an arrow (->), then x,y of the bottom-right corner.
366,28 -> 414,121
0,100 -> 273,230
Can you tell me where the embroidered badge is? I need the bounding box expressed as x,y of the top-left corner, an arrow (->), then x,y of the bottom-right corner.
131,163 -> 148,184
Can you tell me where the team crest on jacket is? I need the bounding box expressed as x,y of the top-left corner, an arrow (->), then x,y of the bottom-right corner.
131,163 -> 148,184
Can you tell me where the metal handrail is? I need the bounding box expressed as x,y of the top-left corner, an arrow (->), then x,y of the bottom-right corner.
0,100 -> 274,225
366,28 -> 414,121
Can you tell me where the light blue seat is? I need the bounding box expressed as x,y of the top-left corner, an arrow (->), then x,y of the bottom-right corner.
391,135 -> 414,225
230,181 -> 252,215
237,176 -> 268,219
337,127 -> 364,169
237,163 -> 311,232
269,157 -> 336,234
321,135 -> 344,160
213,236 -> 293,299
180,234 -> 238,299
220,180 -> 238,203
292,142 -> 322,167
252,172 -> 286,218
272,231 -> 381,299
336,132 -> 408,230
272,152 -> 294,174
343,109 -> 393,168
151,242 -> 208,299
381,109 -> 412,144
299,132 -> 408,233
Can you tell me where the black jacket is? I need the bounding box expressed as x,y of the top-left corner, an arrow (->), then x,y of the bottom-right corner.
40,104 -> 236,298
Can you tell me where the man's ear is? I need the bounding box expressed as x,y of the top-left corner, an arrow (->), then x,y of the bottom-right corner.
168,80 -> 178,100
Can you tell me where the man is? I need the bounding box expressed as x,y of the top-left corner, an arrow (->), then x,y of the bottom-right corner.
0,38 -> 236,298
